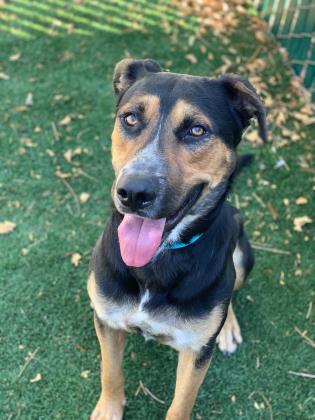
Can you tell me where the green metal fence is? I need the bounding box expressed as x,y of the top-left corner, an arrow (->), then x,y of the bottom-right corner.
255,0 -> 315,100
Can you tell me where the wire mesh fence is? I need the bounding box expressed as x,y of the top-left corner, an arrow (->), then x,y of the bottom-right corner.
255,0 -> 315,100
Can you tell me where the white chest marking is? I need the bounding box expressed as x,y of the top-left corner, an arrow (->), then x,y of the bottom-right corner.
94,289 -> 223,352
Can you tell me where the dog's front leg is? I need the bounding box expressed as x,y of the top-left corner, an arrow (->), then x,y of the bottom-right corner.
166,344 -> 214,420
91,314 -> 126,420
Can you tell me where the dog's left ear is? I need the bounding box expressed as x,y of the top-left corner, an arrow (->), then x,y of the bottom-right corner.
219,74 -> 267,143
113,58 -> 162,97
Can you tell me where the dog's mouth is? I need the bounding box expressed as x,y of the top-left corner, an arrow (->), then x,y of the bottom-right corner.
164,183 -> 205,231
117,183 -> 205,268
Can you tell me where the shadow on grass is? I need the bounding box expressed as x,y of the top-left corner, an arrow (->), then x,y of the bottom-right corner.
0,0 -> 198,39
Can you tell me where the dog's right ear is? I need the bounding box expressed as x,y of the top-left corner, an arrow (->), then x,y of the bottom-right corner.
113,58 -> 162,97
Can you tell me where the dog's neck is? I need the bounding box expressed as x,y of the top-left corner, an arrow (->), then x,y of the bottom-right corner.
162,178 -> 231,248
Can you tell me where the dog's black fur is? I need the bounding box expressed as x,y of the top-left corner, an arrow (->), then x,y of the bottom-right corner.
88,59 -> 265,419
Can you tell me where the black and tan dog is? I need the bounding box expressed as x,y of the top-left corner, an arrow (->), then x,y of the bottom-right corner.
88,59 -> 267,420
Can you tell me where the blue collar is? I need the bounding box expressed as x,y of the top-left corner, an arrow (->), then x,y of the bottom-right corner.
165,233 -> 204,250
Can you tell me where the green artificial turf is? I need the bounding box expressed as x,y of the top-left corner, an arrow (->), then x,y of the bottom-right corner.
0,1 -> 314,419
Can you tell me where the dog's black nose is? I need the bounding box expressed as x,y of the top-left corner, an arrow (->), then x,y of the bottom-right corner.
117,176 -> 157,211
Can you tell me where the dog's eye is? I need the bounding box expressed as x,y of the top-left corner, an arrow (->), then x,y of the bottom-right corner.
189,125 -> 206,137
124,113 -> 138,127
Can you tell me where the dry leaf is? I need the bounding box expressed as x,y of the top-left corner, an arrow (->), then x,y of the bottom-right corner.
207,52 -> 214,61
81,370 -> 90,379
292,112 -> 312,125
255,30 -> 267,43
0,221 -> 16,234
20,137 -> 37,148
63,147 -> 82,162
295,197 -> 308,205
59,115 -> 72,126
25,92 -> 33,107
71,252 -> 82,267
55,170 -> 71,179
245,130 -> 260,143
15,106 -> 28,112
185,54 -> 198,64
79,192 -> 90,203
9,52 -> 21,61
30,373 -> 42,383
293,216 -> 312,232
0,72 -> 10,81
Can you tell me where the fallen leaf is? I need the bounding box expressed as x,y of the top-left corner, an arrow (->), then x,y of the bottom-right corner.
20,137 -> 37,148
185,54 -> 198,64
292,111 -> 312,125
71,252 -> 82,267
0,221 -> 16,234
30,373 -> 42,383
245,130 -> 260,143
63,147 -> 82,162
295,197 -> 308,205
0,72 -> 10,80
79,192 -> 90,203
55,170 -> 71,179
255,30 -> 268,43
293,216 -> 312,232
59,115 -> 71,126
14,106 -> 28,112
9,52 -> 21,61
81,370 -> 90,379
207,52 -> 214,60
25,92 -> 33,107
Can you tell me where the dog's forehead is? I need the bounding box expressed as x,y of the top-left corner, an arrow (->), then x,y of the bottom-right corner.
119,72 -> 224,112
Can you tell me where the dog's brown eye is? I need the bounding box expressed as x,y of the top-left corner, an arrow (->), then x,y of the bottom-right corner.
124,113 -> 137,126
190,126 -> 205,137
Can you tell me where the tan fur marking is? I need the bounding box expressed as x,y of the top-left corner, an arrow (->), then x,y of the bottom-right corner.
170,99 -> 214,129
161,99 -> 236,205
233,243 -> 246,290
89,272 -> 126,420
111,95 -> 160,175
166,351 -> 211,420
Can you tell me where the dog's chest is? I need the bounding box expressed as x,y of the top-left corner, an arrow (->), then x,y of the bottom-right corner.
95,291 -> 207,352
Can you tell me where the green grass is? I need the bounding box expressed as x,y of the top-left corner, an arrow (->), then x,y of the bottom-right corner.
1,1 -> 314,419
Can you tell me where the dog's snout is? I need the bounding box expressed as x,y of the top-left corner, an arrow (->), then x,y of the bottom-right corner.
117,176 -> 158,211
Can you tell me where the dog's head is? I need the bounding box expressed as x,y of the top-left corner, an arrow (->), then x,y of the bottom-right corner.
110,59 -> 267,267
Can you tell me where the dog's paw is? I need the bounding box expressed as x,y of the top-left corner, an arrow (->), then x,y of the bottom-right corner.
216,305 -> 242,355
90,398 -> 125,420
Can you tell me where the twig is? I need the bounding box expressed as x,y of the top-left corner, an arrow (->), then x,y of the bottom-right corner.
252,192 -> 266,208
137,380 -> 165,405
258,391 -> 273,420
294,326 -> 315,349
17,348 -> 39,379
234,193 -> 240,209
56,173 -> 80,215
306,301 -> 313,320
25,200 -> 35,217
51,122 -> 60,141
22,236 -> 47,255
249,390 -> 273,420
76,168 -> 97,182
267,202 -> 278,220
251,243 -> 290,255
288,371 -> 315,379
247,46 -> 262,63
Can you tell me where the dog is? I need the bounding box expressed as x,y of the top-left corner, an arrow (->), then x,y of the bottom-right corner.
87,58 -> 267,420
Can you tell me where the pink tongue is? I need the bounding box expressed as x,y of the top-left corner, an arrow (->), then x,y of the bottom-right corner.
118,214 -> 166,267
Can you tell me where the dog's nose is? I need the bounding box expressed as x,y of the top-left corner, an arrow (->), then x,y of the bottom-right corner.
116,176 -> 157,211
